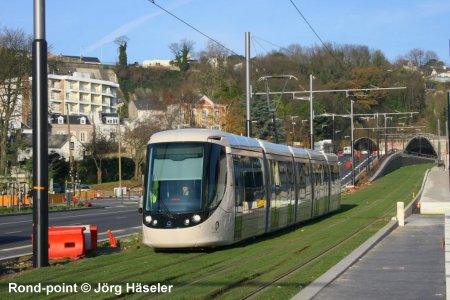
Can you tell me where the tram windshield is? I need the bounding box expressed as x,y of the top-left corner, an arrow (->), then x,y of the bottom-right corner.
145,142 -> 226,213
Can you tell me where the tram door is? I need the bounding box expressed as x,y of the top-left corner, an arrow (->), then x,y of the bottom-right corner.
233,155 -> 266,240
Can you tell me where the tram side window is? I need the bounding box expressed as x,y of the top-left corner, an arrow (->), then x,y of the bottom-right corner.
233,155 -> 265,207
241,156 -> 264,203
269,160 -> 280,202
206,144 -> 227,209
296,162 -> 307,198
278,161 -> 294,202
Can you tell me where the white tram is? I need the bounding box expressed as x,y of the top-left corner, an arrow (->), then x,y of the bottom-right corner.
142,129 -> 340,248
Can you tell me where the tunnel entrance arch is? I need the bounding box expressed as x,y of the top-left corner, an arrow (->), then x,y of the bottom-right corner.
353,137 -> 378,153
405,137 -> 437,158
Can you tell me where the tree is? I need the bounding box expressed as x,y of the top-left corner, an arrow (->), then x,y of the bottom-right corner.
220,98 -> 245,134
169,39 -> 194,72
115,36 -> 129,67
407,48 -> 426,68
123,120 -> 158,179
86,126 -> 115,184
0,27 -> 32,176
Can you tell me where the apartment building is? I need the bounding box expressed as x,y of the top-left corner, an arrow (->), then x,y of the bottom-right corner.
48,71 -> 119,116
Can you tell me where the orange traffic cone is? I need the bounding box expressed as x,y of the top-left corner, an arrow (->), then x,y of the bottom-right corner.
107,229 -> 118,248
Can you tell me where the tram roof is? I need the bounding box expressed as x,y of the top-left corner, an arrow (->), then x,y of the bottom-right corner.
148,129 -> 261,151
306,149 -> 328,162
288,146 -> 310,159
257,140 -> 292,156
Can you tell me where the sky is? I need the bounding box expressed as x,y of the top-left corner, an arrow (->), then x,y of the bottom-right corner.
1,0 -> 450,65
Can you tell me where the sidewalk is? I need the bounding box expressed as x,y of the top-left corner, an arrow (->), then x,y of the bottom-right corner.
294,167 -> 448,300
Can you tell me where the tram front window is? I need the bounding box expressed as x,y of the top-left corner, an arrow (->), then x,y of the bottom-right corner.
146,143 -> 204,213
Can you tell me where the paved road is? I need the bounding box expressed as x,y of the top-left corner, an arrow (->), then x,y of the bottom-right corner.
0,197 -> 142,260
339,154 -> 376,186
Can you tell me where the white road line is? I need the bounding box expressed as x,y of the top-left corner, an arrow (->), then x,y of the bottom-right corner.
0,209 -> 135,226
4,230 -> 23,235
98,229 -> 126,236
0,245 -> 31,252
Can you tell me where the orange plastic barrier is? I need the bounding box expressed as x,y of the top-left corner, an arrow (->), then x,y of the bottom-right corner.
48,227 -> 86,259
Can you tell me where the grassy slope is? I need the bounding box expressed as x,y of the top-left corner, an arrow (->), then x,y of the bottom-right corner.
0,164 -> 433,300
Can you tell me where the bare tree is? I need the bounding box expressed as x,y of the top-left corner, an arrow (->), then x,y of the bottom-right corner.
407,48 -> 426,68
0,28 -> 32,175
86,126 -> 116,184
123,120 -> 158,179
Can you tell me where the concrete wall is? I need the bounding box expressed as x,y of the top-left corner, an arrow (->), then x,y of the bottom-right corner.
370,152 -> 435,182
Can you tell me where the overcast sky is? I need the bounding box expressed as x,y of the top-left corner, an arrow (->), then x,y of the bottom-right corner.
1,0 -> 449,65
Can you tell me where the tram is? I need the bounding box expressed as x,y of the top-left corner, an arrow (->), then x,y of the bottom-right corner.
142,129 -> 340,248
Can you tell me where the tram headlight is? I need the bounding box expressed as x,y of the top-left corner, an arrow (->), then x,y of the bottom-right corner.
152,219 -> 158,226
192,214 -> 201,223
184,219 -> 190,226
145,216 -> 152,224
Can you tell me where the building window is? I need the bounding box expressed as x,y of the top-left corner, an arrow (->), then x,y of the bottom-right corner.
80,131 -> 86,142
57,116 -> 64,124
80,117 -> 86,125
202,109 -> 208,120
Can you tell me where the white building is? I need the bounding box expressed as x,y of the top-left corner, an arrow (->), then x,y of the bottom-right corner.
48,72 -> 119,116
142,59 -> 179,70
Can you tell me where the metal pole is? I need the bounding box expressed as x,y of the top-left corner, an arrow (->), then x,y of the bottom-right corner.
447,92 -> 450,169
446,120 -> 449,170
350,96 -> 355,186
245,32 -> 251,137
32,0 -> 48,268
118,120 -> 122,197
376,113 -> 380,159
384,114 -> 387,156
438,118 -> 441,161
66,104 -> 73,206
310,74 -> 314,150
332,114 -> 335,153
272,112 -> 279,144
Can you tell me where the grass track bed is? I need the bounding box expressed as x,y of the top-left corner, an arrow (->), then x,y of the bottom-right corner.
0,164 -> 433,300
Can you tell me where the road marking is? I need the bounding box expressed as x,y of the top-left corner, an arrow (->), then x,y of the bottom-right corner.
0,245 -> 31,252
98,229 -> 126,235
4,231 -> 23,235
0,209 -> 135,226
116,216 -> 127,219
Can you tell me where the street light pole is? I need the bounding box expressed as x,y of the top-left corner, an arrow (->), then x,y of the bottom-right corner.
32,0 -> 48,268
245,32 -> 251,137
309,74 -> 314,150
350,95 -> 355,186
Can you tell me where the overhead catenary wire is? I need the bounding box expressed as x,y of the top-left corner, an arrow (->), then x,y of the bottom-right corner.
252,36 -> 285,52
148,0 -> 239,57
